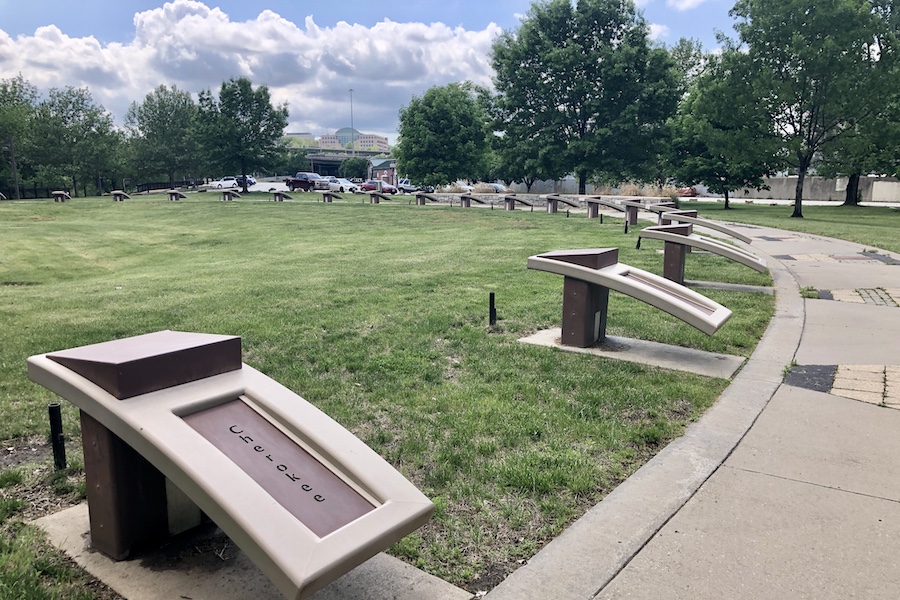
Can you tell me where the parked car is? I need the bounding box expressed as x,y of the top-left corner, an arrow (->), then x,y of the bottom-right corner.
360,180 -> 397,194
479,182 -> 509,193
283,172 -> 328,192
676,186 -> 699,197
235,175 -> 256,187
208,176 -> 238,189
397,178 -> 419,193
326,177 -> 359,193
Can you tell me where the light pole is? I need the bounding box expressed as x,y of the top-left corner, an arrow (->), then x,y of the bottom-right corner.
349,88 -> 355,157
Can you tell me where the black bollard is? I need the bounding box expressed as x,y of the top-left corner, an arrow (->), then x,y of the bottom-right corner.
48,402 -> 66,470
489,292 -> 497,326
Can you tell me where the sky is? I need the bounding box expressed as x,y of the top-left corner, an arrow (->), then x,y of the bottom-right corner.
0,0 -> 737,143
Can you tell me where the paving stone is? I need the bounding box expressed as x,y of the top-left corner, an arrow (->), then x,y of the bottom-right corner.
831,378 -> 884,393
831,290 -> 864,303
837,364 -> 884,375
830,388 -> 884,404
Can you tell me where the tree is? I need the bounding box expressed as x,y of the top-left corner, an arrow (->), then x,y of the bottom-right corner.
30,86 -> 117,196
729,0 -> 891,217
669,51 -> 781,208
0,75 -> 37,199
815,1 -> 900,205
491,0 -> 678,194
196,77 -> 289,192
339,157 -> 369,179
125,85 -> 198,187
394,82 -> 490,188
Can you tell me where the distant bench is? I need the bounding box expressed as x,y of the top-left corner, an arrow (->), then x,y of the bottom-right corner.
528,248 -> 732,347
110,190 -> 130,202
52,190 -> 71,202
272,191 -> 292,202
459,193 -> 487,208
322,191 -> 341,203
543,193 -> 580,214
221,190 -> 241,202
28,331 -> 434,600
637,223 -> 767,284
368,191 -> 391,204
415,192 -> 439,205
656,209 -> 753,244
501,193 -> 532,211
166,189 -> 186,202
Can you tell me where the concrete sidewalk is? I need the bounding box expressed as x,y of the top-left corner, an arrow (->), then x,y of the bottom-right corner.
36,217 -> 900,599
487,220 -> 900,599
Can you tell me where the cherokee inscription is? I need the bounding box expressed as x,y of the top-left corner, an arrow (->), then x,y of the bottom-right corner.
183,398 -> 375,537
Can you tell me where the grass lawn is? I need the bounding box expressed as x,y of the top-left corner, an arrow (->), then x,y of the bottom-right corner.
0,192 -> 774,596
688,199 -> 900,255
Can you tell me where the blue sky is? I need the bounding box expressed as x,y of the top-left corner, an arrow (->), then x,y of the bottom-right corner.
0,1 -> 739,140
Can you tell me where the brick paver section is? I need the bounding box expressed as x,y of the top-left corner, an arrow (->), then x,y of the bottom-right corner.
826,288 -> 900,306
828,364 -> 900,406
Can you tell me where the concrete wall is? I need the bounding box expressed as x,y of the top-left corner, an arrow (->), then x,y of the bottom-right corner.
736,176 -> 900,202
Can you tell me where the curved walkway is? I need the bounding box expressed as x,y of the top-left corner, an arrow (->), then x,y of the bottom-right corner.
487,218 -> 900,600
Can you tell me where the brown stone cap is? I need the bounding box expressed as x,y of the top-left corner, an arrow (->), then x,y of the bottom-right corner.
651,223 -> 692,236
46,330 -> 241,400
537,248 -> 619,270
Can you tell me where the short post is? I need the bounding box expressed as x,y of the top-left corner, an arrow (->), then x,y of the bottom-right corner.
48,403 -> 66,470
489,292 -> 497,326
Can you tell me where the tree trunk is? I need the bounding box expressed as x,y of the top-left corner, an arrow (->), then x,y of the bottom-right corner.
724,189 -> 731,210
578,172 -> 587,195
842,172 -> 861,206
791,167 -> 806,218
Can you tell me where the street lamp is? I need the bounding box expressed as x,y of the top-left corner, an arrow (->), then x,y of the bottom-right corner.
349,88 -> 355,157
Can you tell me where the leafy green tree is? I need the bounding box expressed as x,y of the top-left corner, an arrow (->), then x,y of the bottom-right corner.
491,0 -> 678,194
125,85 -> 198,187
196,77 -> 289,192
0,75 -> 38,199
339,157 -> 369,179
669,51 -> 781,208
729,0 -> 891,217
816,1 -> 900,205
394,82 -> 490,188
29,86 -> 117,196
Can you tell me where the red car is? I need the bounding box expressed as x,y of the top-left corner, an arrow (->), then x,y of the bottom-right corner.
360,180 -> 397,194
676,186 -> 699,197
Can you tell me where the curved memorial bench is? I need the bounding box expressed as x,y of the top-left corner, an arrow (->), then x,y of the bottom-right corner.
368,191 -> 391,204
52,190 -> 71,202
528,248 -> 732,347
221,190 -> 241,201
543,194 -> 580,214
502,193 -> 532,211
637,223 -> 767,284
273,191 -> 293,202
28,331 -> 434,600
322,191 -> 342,203
459,192 -> 487,208
414,192 -> 439,205
166,189 -> 187,202
110,190 -> 130,202
658,210 -> 753,244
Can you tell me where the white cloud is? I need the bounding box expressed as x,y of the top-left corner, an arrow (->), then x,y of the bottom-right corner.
666,0 -> 708,10
649,23 -> 670,40
0,0 -> 502,141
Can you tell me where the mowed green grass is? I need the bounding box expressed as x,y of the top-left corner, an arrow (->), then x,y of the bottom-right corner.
690,200 -> 900,255
0,193 -> 774,592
